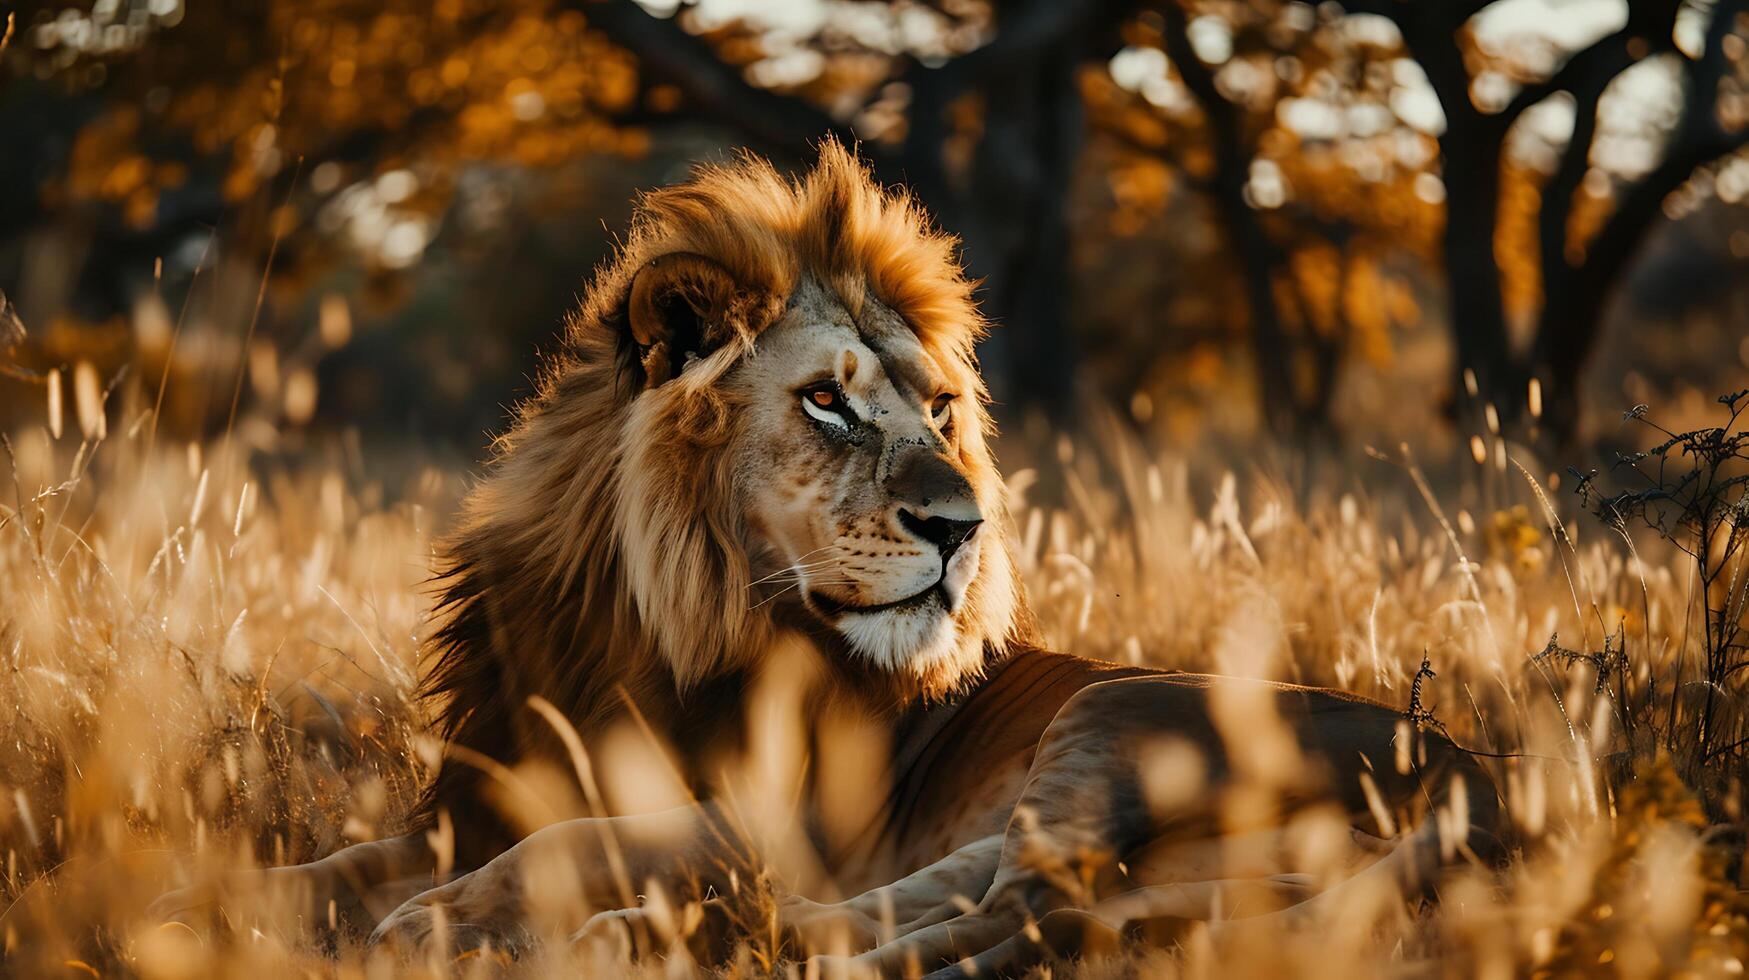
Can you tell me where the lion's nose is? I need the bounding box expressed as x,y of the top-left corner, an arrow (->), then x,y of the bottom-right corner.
898,509 -> 983,561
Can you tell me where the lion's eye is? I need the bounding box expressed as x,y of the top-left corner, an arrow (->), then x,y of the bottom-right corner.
801,382 -> 854,428
931,394 -> 956,424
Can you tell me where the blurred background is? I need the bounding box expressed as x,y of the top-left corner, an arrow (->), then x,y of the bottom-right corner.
3,0 -> 1749,467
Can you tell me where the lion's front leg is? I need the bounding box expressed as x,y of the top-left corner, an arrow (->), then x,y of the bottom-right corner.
369,805 -> 726,959
368,864 -> 522,959
782,833 -> 1005,954
819,681 -> 1230,977
149,832 -> 437,938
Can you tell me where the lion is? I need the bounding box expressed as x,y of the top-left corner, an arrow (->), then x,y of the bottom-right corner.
154,140 -> 1505,976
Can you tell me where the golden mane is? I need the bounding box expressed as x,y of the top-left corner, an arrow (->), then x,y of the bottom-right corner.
415,140 -> 1021,861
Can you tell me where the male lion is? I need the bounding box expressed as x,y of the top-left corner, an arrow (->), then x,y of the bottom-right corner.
156,141 -> 1504,975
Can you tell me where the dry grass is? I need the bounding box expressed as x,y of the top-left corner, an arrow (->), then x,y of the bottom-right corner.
3,382 -> 1749,977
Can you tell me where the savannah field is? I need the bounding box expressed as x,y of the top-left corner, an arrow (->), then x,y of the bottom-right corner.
2,369 -> 1747,977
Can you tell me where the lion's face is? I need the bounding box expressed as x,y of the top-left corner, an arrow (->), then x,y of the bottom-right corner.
491,143 -> 1028,700
722,277 -> 1015,683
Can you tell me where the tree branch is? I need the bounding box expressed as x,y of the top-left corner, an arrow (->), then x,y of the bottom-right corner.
582,0 -> 858,159
1574,0 -> 1749,296
585,0 -> 1119,181
1500,29 -> 1636,125
1379,2 -> 1486,134
926,0 -> 1105,90
1536,66 -> 1606,303
1532,0 -> 1749,393
1522,7 -> 1682,283
1500,0 -> 1682,126
1337,0 -> 1490,24
897,0 -> 1119,202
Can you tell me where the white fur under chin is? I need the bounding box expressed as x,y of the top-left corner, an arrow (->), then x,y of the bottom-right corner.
836,605 -> 972,677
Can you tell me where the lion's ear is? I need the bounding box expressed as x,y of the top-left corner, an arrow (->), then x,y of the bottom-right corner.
625,252 -> 739,388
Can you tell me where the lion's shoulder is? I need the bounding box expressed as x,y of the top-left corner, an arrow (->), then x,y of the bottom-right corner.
871,651 -> 1156,845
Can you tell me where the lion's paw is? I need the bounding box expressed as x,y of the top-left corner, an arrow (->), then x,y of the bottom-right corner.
806,951 -> 885,980
368,879 -> 531,961
148,867 -> 327,931
779,894 -> 883,953
146,881 -> 219,924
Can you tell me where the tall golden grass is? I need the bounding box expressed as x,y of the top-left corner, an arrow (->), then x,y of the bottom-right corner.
2,368 -> 1747,977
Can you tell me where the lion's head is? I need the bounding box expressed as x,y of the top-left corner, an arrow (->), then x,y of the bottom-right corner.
427,142 -> 1029,799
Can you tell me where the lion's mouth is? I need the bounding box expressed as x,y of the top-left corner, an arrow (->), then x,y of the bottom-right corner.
809,582 -> 945,618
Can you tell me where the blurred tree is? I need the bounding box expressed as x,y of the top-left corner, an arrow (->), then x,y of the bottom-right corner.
1347,0 -> 1749,442
6,0 -> 1749,448
1,0 -> 659,437
1085,0 -> 1749,445
3,0 -> 1152,424
1084,1 -> 1438,441
1155,0 -> 1301,438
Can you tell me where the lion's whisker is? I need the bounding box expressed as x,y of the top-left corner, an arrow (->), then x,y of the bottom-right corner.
748,556 -> 835,580
747,554 -> 844,589
746,568 -> 827,590
747,575 -> 869,611
750,582 -> 803,610
755,566 -> 823,585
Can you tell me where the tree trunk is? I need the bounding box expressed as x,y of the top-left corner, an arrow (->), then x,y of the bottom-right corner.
1158,1 -> 1300,439
1533,138 -> 1712,444
1206,173 -> 1299,439
1437,122 -> 1521,424
956,39 -> 1083,419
